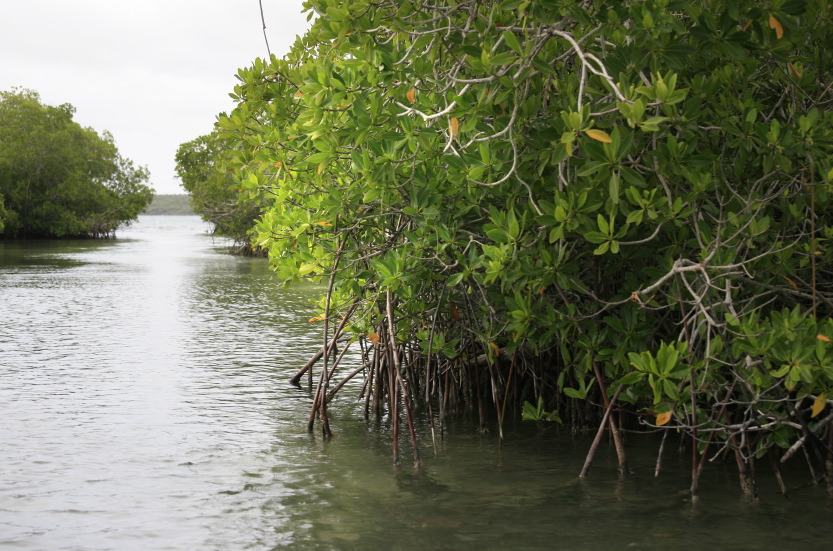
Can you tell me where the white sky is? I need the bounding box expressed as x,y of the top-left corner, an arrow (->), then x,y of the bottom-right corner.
0,0 -> 312,194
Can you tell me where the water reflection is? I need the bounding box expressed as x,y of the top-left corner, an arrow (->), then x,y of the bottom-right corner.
1,216 -> 830,550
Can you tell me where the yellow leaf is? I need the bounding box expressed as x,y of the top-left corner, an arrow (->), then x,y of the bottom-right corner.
742,19 -> 752,31
585,129 -> 613,143
308,316 -> 324,323
811,393 -> 827,418
783,276 -> 798,290
315,221 -> 332,226
449,117 -> 459,140
317,162 -> 325,174
769,16 -> 784,39
275,161 -> 282,168
406,87 -> 415,103
368,332 -> 380,345
293,91 -> 304,98
817,334 -> 831,342
489,341 -> 500,357
656,411 -> 672,426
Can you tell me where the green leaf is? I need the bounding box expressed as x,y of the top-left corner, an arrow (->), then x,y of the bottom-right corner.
502,30 -> 523,54
446,271 -> 466,286
609,173 -> 620,204
491,52 -> 517,66
639,116 -> 669,132
626,209 -> 644,225
306,151 -> 330,164
486,227 -> 510,243
577,161 -> 608,177
616,371 -> 645,386
584,231 -> 608,244
597,213 -> 609,235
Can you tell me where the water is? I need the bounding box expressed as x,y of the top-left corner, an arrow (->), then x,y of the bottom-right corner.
1,215 -> 830,550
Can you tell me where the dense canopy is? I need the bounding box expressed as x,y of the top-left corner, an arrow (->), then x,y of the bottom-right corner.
186,0 -> 833,496
175,131 -> 263,252
0,88 -> 153,238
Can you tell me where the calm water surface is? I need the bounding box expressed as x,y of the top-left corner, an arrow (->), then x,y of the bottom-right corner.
1,215 -> 830,550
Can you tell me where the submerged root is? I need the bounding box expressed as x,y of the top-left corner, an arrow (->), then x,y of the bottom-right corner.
291,299 -> 833,496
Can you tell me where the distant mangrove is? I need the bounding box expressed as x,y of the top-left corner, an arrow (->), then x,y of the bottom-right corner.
0,88 -> 153,238
143,194 -> 195,216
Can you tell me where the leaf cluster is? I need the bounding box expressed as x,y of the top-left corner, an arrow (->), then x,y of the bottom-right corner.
219,0 -> 833,461
0,88 -> 153,238
175,131 -> 266,250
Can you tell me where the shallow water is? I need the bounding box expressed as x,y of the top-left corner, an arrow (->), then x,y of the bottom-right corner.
1,215 -> 830,550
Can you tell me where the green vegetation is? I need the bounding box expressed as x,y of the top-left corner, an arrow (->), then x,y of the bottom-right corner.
0,88 -> 153,238
175,131 -> 265,253
143,194 -> 195,215
193,0 -> 833,498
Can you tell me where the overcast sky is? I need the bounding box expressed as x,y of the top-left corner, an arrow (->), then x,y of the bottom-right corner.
0,0 -> 311,194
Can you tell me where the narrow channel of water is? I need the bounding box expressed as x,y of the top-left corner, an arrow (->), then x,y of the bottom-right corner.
1,215 -> 830,550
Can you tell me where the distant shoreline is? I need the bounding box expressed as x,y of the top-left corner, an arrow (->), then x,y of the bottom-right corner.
144,194 -> 194,215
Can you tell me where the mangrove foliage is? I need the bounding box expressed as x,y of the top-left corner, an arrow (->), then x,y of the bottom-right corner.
0,88 -> 153,238
175,131 -> 266,253
201,0 -> 833,498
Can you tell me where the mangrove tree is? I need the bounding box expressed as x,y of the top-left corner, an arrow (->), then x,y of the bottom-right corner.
0,88 -> 153,238
220,0 -> 833,498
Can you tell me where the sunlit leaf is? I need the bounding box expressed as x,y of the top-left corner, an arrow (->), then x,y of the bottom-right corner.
811,393 -> 827,418
656,411 -> 672,426
585,129 -> 612,143
769,16 -> 784,39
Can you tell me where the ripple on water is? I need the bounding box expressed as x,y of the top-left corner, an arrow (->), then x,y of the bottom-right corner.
2,216 -> 831,551
0,218 -> 330,549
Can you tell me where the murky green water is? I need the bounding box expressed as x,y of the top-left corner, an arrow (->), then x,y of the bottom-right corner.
1,215 -> 830,550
